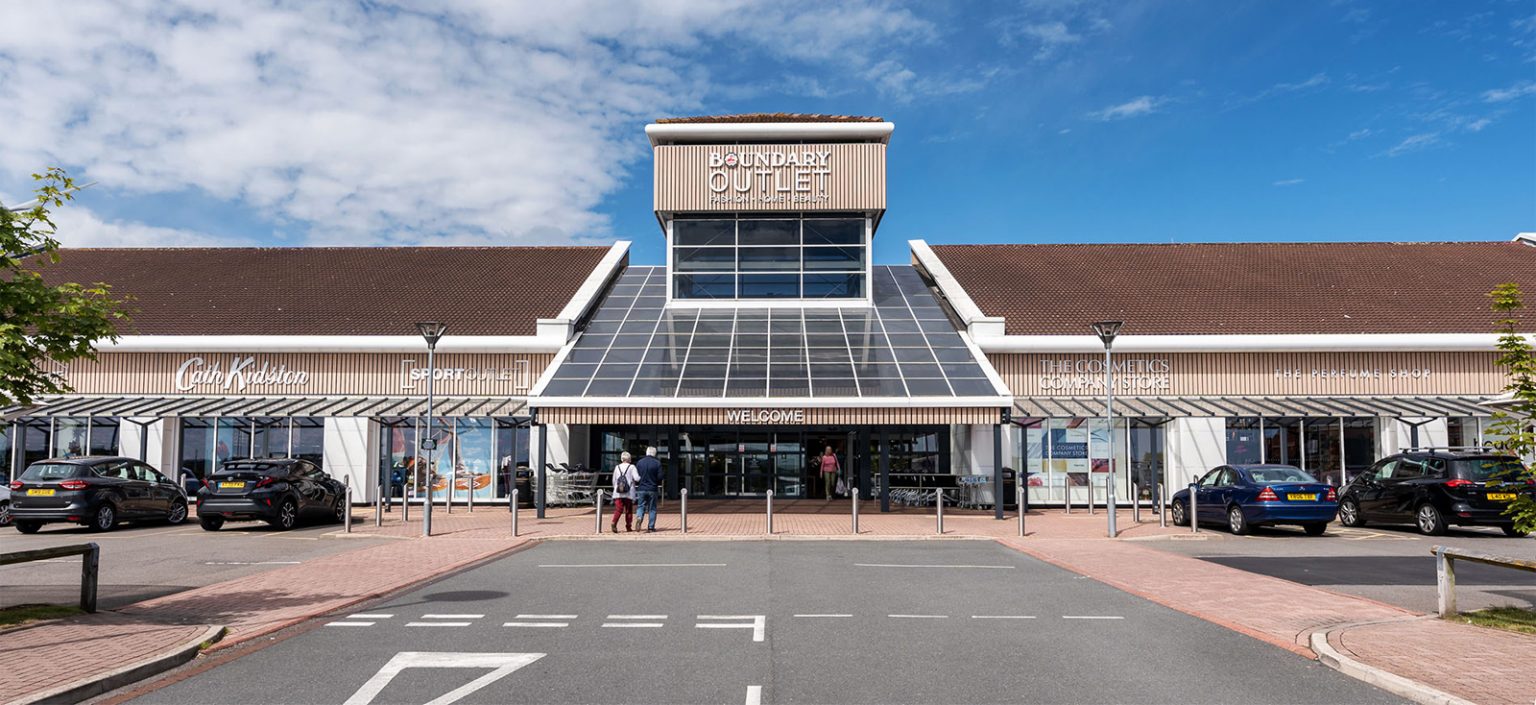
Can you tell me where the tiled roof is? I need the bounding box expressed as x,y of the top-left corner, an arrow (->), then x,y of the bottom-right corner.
29,247 -> 614,336
929,241 -> 1536,335
655,113 -> 884,124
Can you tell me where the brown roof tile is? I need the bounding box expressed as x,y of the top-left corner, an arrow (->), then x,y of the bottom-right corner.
930,241 -> 1536,335
29,246 -> 615,336
655,113 -> 884,124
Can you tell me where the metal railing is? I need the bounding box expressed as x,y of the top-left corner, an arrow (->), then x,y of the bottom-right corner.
1,543 -> 99,612
1433,545 -> 1536,616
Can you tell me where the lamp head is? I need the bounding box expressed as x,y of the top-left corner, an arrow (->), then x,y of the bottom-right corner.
416,321 -> 447,347
1090,320 -> 1124,347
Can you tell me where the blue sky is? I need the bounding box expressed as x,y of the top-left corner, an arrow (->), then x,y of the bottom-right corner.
1,1 -> 1532,265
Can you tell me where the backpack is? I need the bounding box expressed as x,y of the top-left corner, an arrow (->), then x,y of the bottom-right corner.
615,464 -> 633,494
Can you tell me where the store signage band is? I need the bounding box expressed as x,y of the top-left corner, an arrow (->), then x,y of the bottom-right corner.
175,356 -> 310,392
706,149 -> 833,206
399,359 -> 532,392
725,408 -> 806,424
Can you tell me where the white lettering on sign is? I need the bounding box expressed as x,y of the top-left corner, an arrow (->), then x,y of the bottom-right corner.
1273,367 -> 1432,380
399,359 -> 532,393
174,356 -> 310,392
1037,358 -> 1172,394
705,149 -> 833,206
724,408 -> 806,424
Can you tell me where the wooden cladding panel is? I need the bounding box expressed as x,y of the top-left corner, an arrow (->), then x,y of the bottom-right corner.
60,353 -> 556,397
992,352 -> 1505,397
535,406 -> 1002,426
653,143 -> 886,212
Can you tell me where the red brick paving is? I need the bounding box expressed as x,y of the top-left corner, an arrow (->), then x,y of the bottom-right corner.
1331,618 -> 1536,705
0,614 -> 210,704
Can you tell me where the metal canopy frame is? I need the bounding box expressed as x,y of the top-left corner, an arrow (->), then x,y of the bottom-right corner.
5,395 -> 531,420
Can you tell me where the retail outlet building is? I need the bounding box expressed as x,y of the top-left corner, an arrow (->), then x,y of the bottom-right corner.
5,114 -> 1533,515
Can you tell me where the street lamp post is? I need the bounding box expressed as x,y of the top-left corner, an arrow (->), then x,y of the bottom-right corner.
1092,321 -> 1124,539
417,321 -> 446,537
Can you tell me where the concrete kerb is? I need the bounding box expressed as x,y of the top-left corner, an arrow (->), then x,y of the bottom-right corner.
5,623 -> 224,705
1310,622 -> 1477,705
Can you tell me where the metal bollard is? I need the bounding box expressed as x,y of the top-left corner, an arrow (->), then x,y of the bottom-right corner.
511,489 -> 519,537
1018,487 -> 1026,537
595,489 -> 604,534
1063,479 -> 1071,514
1088,478 -> 1095,515
681,488 -> 688,534
1189,483 -> 1199,534
936,488 -> 945,535
344,484 -> 353,534
766,489 -> 774,535
374,481 -> 383,527
468,476 -> 474,513
851,487 -> 860,535
1107,479 -> 1117,538
1157,483 -> 1167,528
81,543 -> 99,613
1132,482 -> 1141,524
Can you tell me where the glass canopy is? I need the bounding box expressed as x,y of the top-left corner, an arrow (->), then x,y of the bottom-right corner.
540,266 -> 1003,399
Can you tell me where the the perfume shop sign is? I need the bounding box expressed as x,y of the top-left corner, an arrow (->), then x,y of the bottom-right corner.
175,356 -> 310,392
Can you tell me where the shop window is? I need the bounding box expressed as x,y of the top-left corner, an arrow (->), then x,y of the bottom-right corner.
0,425 -> 12,482
291,418 -> 324,466
1225,418 -> 1262,464
179,417 -> 327,490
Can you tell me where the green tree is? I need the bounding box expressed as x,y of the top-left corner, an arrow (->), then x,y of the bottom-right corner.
1487,283 -> 1536,532
1,168 -> 129,406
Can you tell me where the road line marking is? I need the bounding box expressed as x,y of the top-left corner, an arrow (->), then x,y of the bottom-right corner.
972,615 -> 1036,619
349,614 -> 394,619
202,560 -> 302,565
855,564 -> 1015,569
793,614 -> 852,618
889,614 -> 948,619
327,621 -> 375,627
515,614 -> 577,619
745,685 -> 762,705
406,622 -> 472,627
696,615 -> 766,642
421,614 -> 484,619
601,622 -> 664,628
1063,615 -> 1124,620
504,622 -> 568,628
539,563 -> 726,568
607,614 -> 667,619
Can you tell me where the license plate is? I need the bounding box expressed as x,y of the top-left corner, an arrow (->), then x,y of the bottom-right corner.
26,488 -> 55,497
1487,492 -> 1517,501
219,481 -> 245,489
1286,493 -> 1316,501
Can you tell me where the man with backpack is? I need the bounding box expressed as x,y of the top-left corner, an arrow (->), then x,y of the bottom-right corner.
634,446 -> 664,533
611,452 -> 638,533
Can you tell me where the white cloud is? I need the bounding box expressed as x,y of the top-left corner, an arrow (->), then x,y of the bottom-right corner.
0,0 -> 933,247
1088,95 -> 1165,121
1483,80 -> 1536,102
49,207 -> 253,247
1272,178 -> 1305,187
1384,133 -> 1441,157
1006,21 -> 1081,60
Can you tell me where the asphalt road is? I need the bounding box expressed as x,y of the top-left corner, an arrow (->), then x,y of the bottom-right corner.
1,512 -> 383,610
1145,522 -> 1536,613
121,541 -> 1402,705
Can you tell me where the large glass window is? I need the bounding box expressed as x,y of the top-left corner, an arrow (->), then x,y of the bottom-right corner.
0,424 -> 12,483
179,417 -> 325,491
671,215 -> 867,300
1226,418 -> 1263,464
1013,417 -> 1151,506
378,417 -> 526,504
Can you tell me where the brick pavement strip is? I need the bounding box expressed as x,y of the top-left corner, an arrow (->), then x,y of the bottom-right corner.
0,615 -> 215,705
1330,618 -> 1536,705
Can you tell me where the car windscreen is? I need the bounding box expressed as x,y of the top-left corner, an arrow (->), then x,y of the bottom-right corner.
213,463 -> 289,477
1245,466 -> 1316,484
19,463 -> 85,481
1450,458 -> 1526,482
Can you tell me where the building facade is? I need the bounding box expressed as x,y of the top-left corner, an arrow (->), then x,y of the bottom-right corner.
4,114 -> 1531,516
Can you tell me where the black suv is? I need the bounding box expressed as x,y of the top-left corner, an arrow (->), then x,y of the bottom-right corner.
1337,449 -> 1533,536
196,458 -> 347,531
9,456 -> 189,533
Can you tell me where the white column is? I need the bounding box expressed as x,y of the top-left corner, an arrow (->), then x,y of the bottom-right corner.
323,417 -> 371,502
1168,417 -> 1225,489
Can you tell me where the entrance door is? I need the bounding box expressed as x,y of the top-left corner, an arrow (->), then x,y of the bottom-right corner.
807,435 -> 847,499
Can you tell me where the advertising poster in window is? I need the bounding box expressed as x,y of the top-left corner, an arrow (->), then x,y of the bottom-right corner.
1049,426 -> 1089,484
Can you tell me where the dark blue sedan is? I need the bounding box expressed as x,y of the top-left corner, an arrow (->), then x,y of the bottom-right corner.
1171,464 -> 1338,535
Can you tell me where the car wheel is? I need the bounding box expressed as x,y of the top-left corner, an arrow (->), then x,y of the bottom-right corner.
199,516 -> 224,531
1302,522 -> 1328,536
16,521 -> 41,534
269,498 -> 298,530
331,496 -> 347,524
1227,506 -> 1251,535
1171,500 -> 1189,526
91,503 -> 118,532
1415,504 -> 1447,536
166,501 -> 188,525
1338,499 -> 1366,527
0,500 -> 10,527
1502,526 -> 1530,538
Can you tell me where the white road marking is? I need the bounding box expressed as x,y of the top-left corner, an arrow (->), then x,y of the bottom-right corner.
1063,615 -> 1125,620
601,622 -> 664,628
793,614 -> 852,618
421,614 -> 485,619
202,561 -> 302,565
343,651 -> 544,705
971,615 -> 1036,619
327,621 -> 375,627
888,614 -> 948,619
503,622 -> 568,628
696,615 -> 766,642
515,614 -> 577,619
407,622 -> 473,627
607,614 -> 667,619
745,685 -> 763,705
349,614 -> 394,619
855,564 -> 1015,569
538,563 -> 726,568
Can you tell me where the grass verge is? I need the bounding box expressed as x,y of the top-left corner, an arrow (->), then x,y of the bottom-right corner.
0,603 -> 84,627
1451,606 -> 1536,635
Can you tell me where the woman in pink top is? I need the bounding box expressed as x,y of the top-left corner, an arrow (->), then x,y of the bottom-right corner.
819,446 -> 840,500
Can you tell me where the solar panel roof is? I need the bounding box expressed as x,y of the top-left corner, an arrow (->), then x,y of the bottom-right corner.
538,266 -> 1005,399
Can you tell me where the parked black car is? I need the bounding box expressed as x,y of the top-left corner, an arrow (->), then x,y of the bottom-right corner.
1337,449 -> 1533,536
9,456 -> 188,533
196,458 -> 347,531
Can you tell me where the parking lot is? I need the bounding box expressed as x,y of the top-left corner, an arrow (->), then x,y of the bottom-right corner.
1,511 -> 385,610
